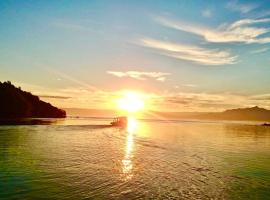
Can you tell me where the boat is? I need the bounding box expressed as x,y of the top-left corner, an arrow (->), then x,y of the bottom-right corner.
262,123 -> 270,127
110,116 -> 127,127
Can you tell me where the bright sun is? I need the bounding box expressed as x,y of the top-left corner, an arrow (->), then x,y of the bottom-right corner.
117,91 -> 145,113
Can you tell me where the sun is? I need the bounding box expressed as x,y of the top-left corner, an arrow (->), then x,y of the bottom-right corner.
117,91 -> 145,113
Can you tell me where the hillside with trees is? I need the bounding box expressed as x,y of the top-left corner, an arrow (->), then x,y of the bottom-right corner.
0,81 -> 66,118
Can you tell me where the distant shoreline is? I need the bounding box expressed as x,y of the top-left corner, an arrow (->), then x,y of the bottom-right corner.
1,116 -> 268,126
64,106 -> 270,123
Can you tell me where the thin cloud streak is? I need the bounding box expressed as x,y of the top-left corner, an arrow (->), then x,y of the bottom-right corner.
107,71 -> 171,81
253,9 -> 270,18
156,17 -> 270,44
250,47 -> 268,54
140,38 -> 237,65
226,0 -> 259,14
155,92 -> 270,111
182,84 -> 197,88
249,94 -> 270,100
39,95 -> 71,99
15,80 -> 270,112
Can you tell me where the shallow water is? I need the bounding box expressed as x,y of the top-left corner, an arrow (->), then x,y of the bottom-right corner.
0,118 -> 270,199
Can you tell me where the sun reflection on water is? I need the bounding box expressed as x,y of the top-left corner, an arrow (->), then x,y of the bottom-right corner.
122,117 -> 137,180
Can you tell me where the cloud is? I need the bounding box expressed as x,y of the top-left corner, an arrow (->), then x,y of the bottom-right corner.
155,91 -> 270,111
182,84 -> 197,88
154,92 -> 230,111
249,94 -> 270,100
15,80 -> 270,112
226,0 -> 259,14
250,47 -> 268,54
156,17 -> 270,44
166,97 -> 190,105
107,70 -> 171,81
253,9 -> 270,18
39,95 -> 71,99
202,9 -> 212,18
139,38 -> 237,65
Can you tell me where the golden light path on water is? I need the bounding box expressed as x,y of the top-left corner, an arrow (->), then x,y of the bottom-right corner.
122,117 -> 137,180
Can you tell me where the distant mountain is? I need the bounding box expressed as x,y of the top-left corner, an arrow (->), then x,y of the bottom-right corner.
197,106 -> 270,121
0,81 -> 66,118
147,108 -> 270,121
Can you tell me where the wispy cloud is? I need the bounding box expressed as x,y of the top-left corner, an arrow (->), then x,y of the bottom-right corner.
226,0 -> 259,14
154,91 -> 270,111
182,84 -> 197,88
14,81 -> 270,112
107,71 -> 171,81
139,38 -> 237,65
39,95 -> 71,99
253,9 -> 270,18
249,94 -> 270,100
156,17 -> 270,44
250,47 -> 268,54
201,9 -> 212,18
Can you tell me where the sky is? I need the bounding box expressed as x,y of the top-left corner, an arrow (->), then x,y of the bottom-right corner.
0,0 -> 270,112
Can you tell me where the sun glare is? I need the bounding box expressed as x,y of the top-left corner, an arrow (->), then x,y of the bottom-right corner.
117,91 -> 145,113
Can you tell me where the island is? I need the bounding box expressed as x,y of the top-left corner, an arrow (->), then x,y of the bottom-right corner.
0,81 -> 66,119
196,106 -> 270,122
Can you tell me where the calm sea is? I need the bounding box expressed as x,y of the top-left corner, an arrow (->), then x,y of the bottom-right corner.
0,118 -> 270,199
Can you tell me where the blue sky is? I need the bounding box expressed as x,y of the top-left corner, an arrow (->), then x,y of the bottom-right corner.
0,0 -> 270,111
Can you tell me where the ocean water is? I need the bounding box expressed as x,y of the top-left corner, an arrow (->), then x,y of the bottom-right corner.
0,118 -> 270,200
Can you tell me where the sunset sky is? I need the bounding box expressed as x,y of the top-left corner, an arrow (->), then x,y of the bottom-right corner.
1,0 -> 270,112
